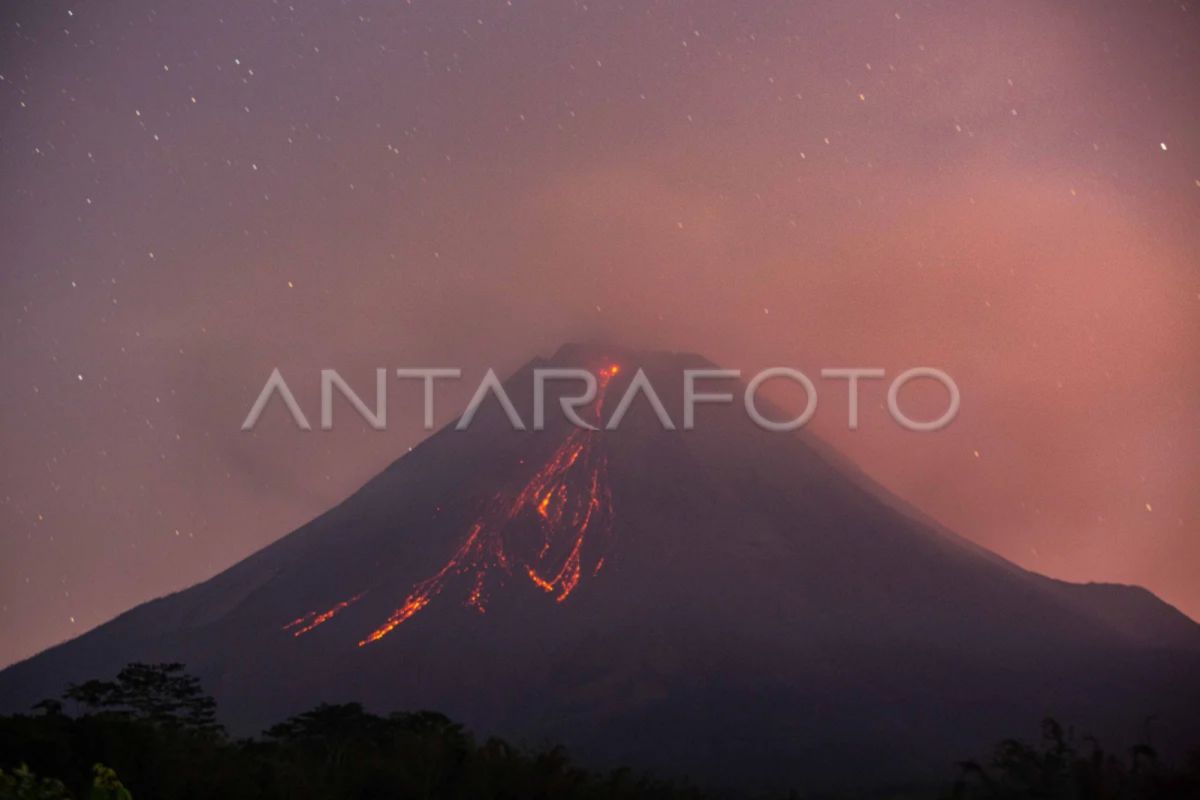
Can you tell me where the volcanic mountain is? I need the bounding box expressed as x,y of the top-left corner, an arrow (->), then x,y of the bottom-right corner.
2,344 -> 1198,790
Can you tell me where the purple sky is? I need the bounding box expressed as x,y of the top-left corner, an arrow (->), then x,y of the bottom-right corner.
1,0 -> 1197,667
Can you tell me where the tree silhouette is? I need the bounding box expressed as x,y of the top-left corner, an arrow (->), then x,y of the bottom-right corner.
3,666 -> 1199,799
63,664 -> 218,734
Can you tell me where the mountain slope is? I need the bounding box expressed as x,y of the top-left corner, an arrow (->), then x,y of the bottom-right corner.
2,344 -> 1197,790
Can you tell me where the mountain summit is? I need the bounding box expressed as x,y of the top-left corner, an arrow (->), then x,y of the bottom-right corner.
2,345 -> 1197,789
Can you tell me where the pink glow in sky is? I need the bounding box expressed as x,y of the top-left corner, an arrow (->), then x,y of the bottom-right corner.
0,0 -> 1197,666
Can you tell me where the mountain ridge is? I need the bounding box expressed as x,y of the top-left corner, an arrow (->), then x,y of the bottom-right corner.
2,344 -> 1197,790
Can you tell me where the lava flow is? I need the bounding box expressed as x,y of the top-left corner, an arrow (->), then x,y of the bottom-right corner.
283,364 -> 622,647
358,363 -> 620,646
282,592 -> 365,637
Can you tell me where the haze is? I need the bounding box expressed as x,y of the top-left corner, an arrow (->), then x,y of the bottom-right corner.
0,0 -> 1197,667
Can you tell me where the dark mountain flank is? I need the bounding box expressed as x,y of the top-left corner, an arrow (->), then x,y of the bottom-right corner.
3,344 -> 1197,790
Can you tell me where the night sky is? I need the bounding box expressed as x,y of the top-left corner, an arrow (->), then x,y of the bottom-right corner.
1,0 -> 1197,668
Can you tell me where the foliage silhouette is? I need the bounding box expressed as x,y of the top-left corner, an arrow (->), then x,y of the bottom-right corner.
947,717 -> 1200,800
1,664 -> 1198,799
62,663 -> 219,734
0,764 -> 71,800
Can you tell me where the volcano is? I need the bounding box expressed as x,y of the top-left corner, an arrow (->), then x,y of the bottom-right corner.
2,344 -> 1198,790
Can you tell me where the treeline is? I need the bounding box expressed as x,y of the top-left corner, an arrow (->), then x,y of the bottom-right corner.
0,663 -> 1197,799
946,718 -> 1200,800
0,663 -> 710,800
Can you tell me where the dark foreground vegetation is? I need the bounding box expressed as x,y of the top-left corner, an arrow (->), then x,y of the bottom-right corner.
1,664 -> 1197,799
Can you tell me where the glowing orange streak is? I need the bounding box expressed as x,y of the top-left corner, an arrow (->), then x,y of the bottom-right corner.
360,431 -> 606,644
596,363 -> 619,417
524,451 -> 608,600
348,361 -> 622,646
359,523 -> 484,645
467,572 -> 487,613
283,592 -> 365,637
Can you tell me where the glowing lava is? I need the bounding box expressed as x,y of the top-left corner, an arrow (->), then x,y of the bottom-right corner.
359,364 -> 620,646
283,363 -> 622,647
282,592 -> 365,637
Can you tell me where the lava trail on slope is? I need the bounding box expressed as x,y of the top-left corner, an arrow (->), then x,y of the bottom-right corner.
283,364 -> 621,646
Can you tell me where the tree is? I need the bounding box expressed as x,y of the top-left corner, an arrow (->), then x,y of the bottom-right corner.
88,764 -> 132,800
62,681 -> 118,715
64,664 -> 220,734
29,700 -> 63,718
0,764 -> 71,800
